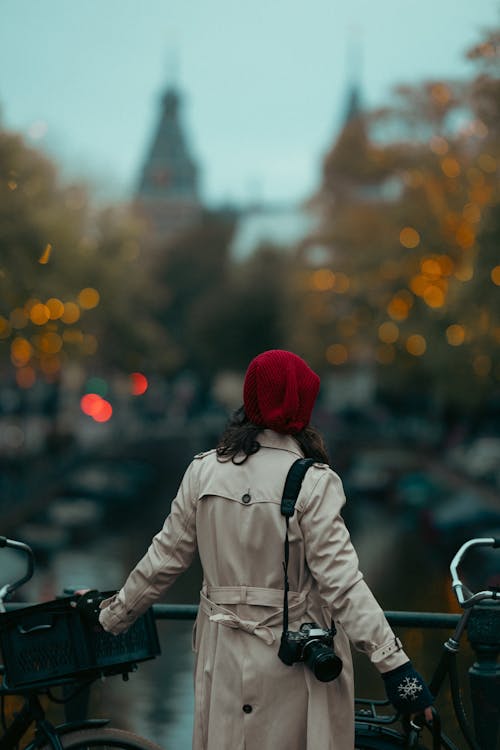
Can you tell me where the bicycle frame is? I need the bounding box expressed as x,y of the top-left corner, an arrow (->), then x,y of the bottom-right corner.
0,689 -> 110,750
355,537 -> 500,750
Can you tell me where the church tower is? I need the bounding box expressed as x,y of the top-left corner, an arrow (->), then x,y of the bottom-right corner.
135,85 -> 203,242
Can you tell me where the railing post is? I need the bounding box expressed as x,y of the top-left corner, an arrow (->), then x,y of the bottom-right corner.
466,602 -> 500,750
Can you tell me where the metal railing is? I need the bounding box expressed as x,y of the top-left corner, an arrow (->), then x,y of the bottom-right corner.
148,603 -> 461,629
4,601 -> 498,747
5,602 -> 461,628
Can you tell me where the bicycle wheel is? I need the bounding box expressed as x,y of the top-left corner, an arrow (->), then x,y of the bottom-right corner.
355,724 -> 427,749
38,726 -> 165,750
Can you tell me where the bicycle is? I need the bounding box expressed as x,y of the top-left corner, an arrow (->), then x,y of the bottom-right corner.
353,536 -> 500,749
0,535 -> 164,750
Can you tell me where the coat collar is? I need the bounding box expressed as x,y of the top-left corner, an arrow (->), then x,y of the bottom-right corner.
258,429 -> 304,457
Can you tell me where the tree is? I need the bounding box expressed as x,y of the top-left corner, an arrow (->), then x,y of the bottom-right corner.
303,26 -> 500,413
0,127 -> 167,390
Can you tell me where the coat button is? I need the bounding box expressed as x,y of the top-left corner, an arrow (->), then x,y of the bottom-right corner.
242,493 -> 251,504
242,704 -> 252,713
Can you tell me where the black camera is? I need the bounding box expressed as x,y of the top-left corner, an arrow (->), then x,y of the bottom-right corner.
278,622 -> 343,682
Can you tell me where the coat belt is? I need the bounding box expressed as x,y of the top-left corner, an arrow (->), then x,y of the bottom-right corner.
203,584 -> 306,607
199,585 -> 310,645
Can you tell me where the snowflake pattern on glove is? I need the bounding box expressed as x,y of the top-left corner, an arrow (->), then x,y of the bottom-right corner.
397,676 -> 424,702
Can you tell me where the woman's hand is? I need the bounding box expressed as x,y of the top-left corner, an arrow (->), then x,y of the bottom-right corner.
382,661 -> 434,716
70,589 -> 105,626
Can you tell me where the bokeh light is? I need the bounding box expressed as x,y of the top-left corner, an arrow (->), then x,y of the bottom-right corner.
61,302 -> 81,324
93,400 -> 113,422
378,321 -> 399,344
399,227 -> 420,249
440,157 -> 461,178
455,222 -> 475,249
491,266 -> 500,286
429,136 -> 449,155
430,83 -> 451,105
406,335 -> 427,356
86,377 -> 108,397
130,372 -> 149,396
310,269 -> 335,291
16,366 -> 36,389
446,324 -> 466,346
326,344 -> 348,365
11,337 -> 33,367
80,393 -> 113,422
78,287 -> 100,309
454,264 -> 474,282
39,332 -> 63,354
423,285 -> 446,308
30,303 -> 50,325
46,298 -> 65,319
387,295 -> 411,321
81,393 -> 101,416
421,258 -> 442,278
478,153 -> 497,173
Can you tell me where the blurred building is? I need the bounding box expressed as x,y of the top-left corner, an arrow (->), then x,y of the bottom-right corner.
314,77 -> 403,212
134,85 -> 203,243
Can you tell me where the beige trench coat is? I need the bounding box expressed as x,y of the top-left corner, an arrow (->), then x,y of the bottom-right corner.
100,430 -> 409,750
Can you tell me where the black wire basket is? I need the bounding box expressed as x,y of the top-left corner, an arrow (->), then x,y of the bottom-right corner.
0,595 -> 161,690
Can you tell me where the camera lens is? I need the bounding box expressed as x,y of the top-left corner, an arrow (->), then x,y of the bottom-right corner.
303,641 -> 343,682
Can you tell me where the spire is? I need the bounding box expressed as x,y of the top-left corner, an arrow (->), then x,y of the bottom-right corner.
343,83 -> 362,124
135,78 -> 203,243
315,32 -> 371,204
341,28 -> 363,126
137,84 -> 199,199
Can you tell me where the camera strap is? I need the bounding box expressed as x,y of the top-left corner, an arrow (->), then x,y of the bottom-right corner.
280,458 -> 314,634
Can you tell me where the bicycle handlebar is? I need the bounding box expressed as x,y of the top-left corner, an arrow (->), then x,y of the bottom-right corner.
450,537 -> 500,607
0,536 -> 35,600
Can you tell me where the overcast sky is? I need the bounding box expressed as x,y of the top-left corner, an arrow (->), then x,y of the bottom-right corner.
1,0 -> 499,205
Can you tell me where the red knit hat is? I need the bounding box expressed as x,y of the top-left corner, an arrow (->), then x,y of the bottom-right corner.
243,350 -> 320,434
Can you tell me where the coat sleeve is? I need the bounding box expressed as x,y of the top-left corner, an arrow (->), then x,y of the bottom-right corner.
299,468 -> 409,673
99,460 -> 199,634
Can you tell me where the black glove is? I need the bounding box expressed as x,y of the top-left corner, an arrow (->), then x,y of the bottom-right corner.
382,661 -> 434,713
73,590 -> 105,628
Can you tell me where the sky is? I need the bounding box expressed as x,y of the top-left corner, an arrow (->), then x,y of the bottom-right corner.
1,0 -> 499,206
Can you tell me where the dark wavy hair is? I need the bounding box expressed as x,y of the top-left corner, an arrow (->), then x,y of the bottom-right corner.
216,406 -> 330,465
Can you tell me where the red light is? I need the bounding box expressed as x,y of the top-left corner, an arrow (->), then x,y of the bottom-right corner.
81,393 -> 101,416
80,393 -> 113,422
130,372 -> 148,396
93,399 -> 113,423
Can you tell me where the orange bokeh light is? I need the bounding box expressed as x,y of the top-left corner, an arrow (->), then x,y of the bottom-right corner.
399,227 -> 420,249
61,302 -> 81,324
46,298 -> 65,319
78,287 -> 100,310
30,303 -> 50,326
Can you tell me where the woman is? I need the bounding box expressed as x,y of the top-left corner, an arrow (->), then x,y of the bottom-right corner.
98,350 -> 432,750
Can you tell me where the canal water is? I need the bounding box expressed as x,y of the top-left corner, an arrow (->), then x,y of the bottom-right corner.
6,457 -> 487,749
